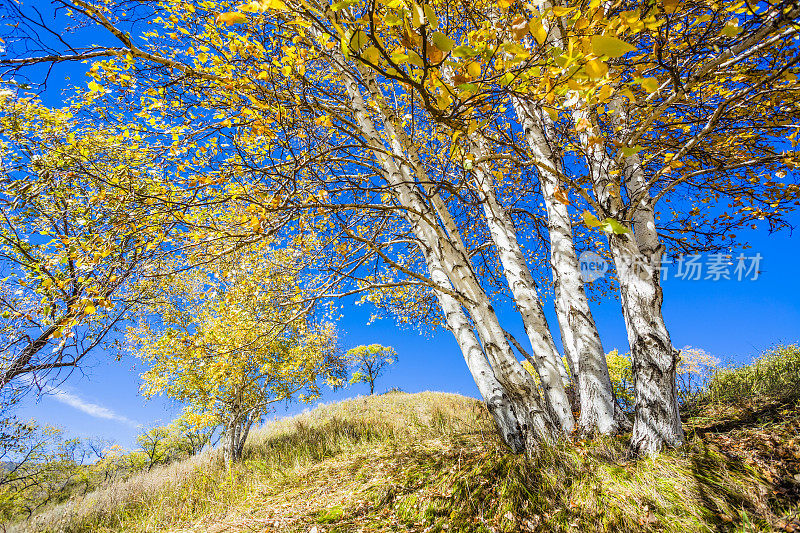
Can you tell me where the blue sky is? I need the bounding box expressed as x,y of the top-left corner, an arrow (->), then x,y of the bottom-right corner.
8,25 -> 800,450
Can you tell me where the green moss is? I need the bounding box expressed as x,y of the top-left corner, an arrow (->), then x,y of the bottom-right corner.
316,505 -> 344,523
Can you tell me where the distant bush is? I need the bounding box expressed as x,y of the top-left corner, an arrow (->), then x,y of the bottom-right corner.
0,410 -> 215,522
605,349 -> 634,412
606,346 -> 719,411
703,344 -> 800,405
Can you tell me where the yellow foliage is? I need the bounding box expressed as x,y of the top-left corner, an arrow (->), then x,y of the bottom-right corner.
130,244 -> 345,432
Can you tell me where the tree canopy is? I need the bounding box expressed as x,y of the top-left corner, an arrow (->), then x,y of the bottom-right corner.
0,0 -> 798,455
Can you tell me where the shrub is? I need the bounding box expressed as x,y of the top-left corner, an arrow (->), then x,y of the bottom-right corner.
704,344 -> 800,405
606,347 -> 719,410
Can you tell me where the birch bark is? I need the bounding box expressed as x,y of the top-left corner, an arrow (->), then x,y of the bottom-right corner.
511,100 -> 620,435
566,90 -> 681,453
350,62 -> 576,436
469,139 -> 576,431
223,411 -> 253,464
416,41 -> 574,428
606,99 -> 683,454
421,246 -> 526,452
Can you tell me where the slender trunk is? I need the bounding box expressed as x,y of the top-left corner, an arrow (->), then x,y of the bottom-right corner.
223,413 -> 253,464
421,246 -> 526,452
519,0 -> 678,449
470,141 -> 575,433
607,234 -> 682,454
512,99 -> 621,435
409,185 -> 558,445
223,421 -> 234,465
575,95 -> 682,453
363,71 -> 574,435
607,98 -> 683,453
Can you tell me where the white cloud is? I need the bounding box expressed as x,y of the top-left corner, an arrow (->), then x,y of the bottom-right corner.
50,389 -> 138,427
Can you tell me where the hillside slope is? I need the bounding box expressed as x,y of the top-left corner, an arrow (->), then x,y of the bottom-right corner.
16,390 -> 800,533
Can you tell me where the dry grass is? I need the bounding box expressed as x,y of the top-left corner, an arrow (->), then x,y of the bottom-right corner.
12,388 -> 800,533
13,392 -> 486,532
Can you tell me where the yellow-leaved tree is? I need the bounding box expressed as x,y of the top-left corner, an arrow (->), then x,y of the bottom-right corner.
346,344 -> 397,395
130,248 -> 345,463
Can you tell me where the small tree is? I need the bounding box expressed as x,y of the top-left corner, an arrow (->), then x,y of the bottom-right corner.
172,410 -> 215,457
606,350 -> 634,414
136,425 -> 171,471
346,344 -> 397,395
676,347 -> 720,406
131,249 -> 345,464
0,420 -> 95,520
91,444 -> 128,484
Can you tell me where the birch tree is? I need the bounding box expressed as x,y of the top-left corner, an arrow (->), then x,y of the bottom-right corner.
310,0 -> 800,452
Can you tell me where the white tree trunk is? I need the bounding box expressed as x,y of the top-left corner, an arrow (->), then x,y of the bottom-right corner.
574,96 -> 682,454
332,56 -> 559,445
607,233 -> 683,454
606,98 -> 683,454
469,140 -> 576,433
420,247 -> 526,452
512,99 -> 620,435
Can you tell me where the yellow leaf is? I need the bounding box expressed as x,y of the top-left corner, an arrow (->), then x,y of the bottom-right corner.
529,20 -> 548,45
362,46 -> 380,64
431,32 -> 454,52
720,21 -> 742,37
466,62 -> 481,78
216,12 -> 248,25
411,3 -> 425,28
584,59 -> 608,79
639,77 -> 660,93
554,188 -> 571,205
590,35 -> 636,58
662,0 -> 680,13
596,84 -> 613,102
583,210 -> 603,227
262,0 -> 288,10
85,304 -> 96,314
620,145 -> 643,157
423,4 -> 439,29
511,16 -> 529,40
87,80 -> 104,94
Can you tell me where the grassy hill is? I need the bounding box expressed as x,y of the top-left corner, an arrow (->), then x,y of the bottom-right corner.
14,354 -> 800,532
